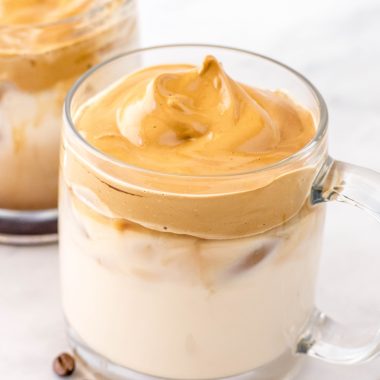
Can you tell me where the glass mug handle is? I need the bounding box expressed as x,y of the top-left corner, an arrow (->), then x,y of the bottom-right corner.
296,156 -> 380,363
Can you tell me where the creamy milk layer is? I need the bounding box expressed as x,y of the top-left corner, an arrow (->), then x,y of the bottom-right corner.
61,186 -> 325,378
0,87 -> 63,209
0,0 -> 137,210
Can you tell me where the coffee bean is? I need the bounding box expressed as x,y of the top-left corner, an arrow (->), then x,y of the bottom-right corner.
53,353 -> 75,377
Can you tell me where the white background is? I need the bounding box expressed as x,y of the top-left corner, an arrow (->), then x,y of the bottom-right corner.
1,0 -> 380,379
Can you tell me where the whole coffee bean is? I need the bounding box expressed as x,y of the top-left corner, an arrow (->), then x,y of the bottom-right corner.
53,353 -> 76,377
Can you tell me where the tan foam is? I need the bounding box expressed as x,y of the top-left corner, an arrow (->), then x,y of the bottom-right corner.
75,55 -> 315,175
0,0 -> 94,25
64,148 -> 317,238
66,55 -> 319,237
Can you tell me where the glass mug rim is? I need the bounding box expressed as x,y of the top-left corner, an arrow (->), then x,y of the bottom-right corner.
64,43 -> 329,180
0,0 -> 134,30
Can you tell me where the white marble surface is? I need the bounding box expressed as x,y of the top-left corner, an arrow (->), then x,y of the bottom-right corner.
1,0 -> 380,378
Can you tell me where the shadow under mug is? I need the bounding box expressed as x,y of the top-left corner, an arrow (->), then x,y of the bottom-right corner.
0,209 -> 58,245
61,44 -> 380,380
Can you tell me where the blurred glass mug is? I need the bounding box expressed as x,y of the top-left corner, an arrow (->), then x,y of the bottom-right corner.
0,0 -> 138,244
60,45 -> 380,380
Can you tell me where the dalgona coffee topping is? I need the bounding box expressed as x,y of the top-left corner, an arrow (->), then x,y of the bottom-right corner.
75,55 -> 315,175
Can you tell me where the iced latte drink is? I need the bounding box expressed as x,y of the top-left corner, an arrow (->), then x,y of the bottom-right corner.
0,0 -> 137,225
60,46 -> 328,379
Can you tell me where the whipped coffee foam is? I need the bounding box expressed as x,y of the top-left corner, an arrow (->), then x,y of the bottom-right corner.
66,55 -> 320,237
75,55 -> 315,175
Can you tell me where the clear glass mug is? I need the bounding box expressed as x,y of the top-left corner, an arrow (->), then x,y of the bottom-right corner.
60,45 -> 380,380
0,0 -> 138,244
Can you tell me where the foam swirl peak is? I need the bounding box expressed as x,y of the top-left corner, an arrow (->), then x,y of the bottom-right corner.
76,55 -> 316,175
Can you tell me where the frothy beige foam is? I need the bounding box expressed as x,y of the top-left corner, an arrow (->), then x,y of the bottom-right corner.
0,0 -> 94,25
75,55 -> 315,175
68,56 -> 318,237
